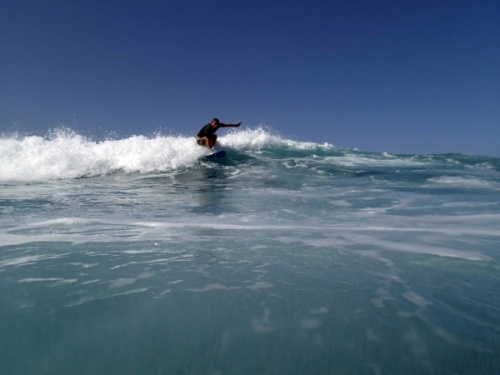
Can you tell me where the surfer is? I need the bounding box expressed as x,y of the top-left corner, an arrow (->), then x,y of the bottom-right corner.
196,118 -> 242,149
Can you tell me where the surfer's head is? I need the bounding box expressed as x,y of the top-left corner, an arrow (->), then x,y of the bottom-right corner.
211,118 -> 220,127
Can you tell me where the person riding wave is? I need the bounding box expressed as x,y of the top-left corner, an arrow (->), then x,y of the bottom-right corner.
196,118 -> 242,149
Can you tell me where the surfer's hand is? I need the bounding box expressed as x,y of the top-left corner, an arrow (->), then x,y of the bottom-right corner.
236,121 -> 242,127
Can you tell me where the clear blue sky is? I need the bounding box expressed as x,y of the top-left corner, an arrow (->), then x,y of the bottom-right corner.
1,0 -> 499,156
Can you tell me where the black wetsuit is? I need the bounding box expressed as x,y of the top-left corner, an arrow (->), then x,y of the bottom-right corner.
197,123 -> 219,138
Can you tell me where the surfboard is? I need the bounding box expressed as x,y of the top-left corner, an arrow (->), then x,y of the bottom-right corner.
204,150 -> 226,160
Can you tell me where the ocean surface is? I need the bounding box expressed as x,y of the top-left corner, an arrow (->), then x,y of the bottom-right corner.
1,128 -> 499,375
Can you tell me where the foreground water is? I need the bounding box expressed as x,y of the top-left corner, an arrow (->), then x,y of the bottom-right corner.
1,129 -> 499,374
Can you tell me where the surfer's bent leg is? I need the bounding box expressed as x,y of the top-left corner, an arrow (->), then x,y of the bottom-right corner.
196,135 -> 216,149
208,135 -> 217,149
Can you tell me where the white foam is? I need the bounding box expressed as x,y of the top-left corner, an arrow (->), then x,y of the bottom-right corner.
0,129 -> 205,182
333,153 -> 424,167
109,278 -> 136,288
220,127 -> 328,150
0,127 -> 334,182
402,290 -> 432,309
246,281 -> 273,291
188,283 -> 230,292
18,277 -> 65,283
0,254 -> 66,268
428,176 -> 498,189
32,217 -> 92,226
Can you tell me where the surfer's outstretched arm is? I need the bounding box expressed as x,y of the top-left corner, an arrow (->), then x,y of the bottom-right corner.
220,121 -> 242,128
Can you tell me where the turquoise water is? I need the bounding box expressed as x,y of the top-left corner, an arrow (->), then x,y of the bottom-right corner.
1,129 -> 499,374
